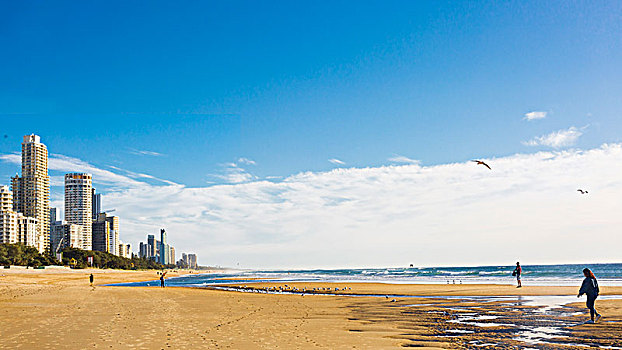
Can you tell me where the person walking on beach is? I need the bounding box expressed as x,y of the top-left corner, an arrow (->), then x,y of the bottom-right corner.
160,271 -> 166,288
578,268 -> 601,323
89,273 -> 94,287
512,262 -> 522,288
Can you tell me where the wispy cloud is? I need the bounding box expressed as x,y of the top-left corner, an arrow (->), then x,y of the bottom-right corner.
108,166 -> 179,186
129,149 -> 164,157
210,160 -> 257,184
0,152 -> 174,189
523,126 -> 584,148
388,155 -> 421,165
237,157 -> 256,166
524,111 -> 547,121
328,158 -> 345,165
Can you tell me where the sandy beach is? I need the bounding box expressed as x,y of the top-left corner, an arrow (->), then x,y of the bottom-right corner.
1,269 -> 621,349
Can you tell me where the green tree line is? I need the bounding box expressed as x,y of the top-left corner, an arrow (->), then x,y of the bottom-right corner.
0,243 -> 173,270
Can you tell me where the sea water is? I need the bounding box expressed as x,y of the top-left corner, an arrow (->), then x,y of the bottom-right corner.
112,263 -> 622,287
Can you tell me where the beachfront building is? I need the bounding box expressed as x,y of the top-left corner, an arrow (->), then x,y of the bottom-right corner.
49,207 -> 60,224
118,242 -> 127,258
50,221 -> 84,252
106,215 -> 119,255
16,214 -> 40,249
91,188 -> 101,220
92,216 -> 109,253
125,243 -> 132,258
11,134 -> 50,253
159,228 -> 171,265
0,185 -> 17,244
92,213 -> 120,255
187,253 -> 198,269
146,234 -> 159,260
138,242 -> 148,258
65,173 -> 93,250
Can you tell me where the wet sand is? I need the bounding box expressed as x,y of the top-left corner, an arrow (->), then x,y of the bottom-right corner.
1,270 -> 621,349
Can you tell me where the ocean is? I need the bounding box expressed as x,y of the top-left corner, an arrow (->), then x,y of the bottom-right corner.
114,263 -> 622,287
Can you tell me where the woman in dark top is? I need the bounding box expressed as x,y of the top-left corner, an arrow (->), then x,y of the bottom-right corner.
578,268 -> 601,323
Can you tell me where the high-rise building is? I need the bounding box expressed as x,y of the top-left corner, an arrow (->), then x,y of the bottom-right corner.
0,185 -> 17,244
16,214 -> 39,249
118,241 -> 127,258
50,221 -> 83,252
125,243 -> 132,258
92,215 -> 110,253
105,215 -> 119,254
187,254 -> 198,269
1,185 -> 13,212
169,246 -> 175,265
11,135 -> 49,253
65,173 -> 93,250
139,242 -> 148,258
159,228 -> 169,265
92,213 -> 120,255
49,207 -> 60,224
91,188 -> 101,220
147,234 -> 156,259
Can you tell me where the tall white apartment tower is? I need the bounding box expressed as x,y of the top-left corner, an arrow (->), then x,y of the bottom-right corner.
0,185 -> 18,244
65,173 -> 93,250
11,135 -> 49,253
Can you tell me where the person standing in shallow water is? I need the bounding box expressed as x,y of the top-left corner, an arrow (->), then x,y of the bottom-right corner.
578,268 -> 601,323
512,262 -> 522,288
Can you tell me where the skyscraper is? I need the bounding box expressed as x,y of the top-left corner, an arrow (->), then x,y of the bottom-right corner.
91,188 -> 101,220
159,228 -> 169,265
105,215 -> 119,255
147,234 -> 156,259
49,207 -> 60,223
50,222 -> 83,252
139,242 -> 148,258
187,254 -> 198,269
65,173 -> 93,250
91,214 -> 110,253
11,135 -> 49,253
0,185 -> 17,244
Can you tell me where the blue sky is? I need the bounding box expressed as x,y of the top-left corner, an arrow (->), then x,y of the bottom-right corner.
1,1 -> 622,267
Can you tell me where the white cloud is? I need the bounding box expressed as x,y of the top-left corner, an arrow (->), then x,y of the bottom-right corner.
211,161 -> 256,184
103,144 -> 622,269
329,158 -> 345,165
524,111 -> 547,121
388,155 -> 421,165
5,145 -> 622,269
129,149 -> 164,157
523,126 -> 583,148
237,157 -> 256,165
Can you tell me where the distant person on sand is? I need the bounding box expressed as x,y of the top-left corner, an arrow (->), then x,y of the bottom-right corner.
160,271 -> 166,288
89,273 -> 94,287
578,268 -> 601,323
512,262 -> 522,288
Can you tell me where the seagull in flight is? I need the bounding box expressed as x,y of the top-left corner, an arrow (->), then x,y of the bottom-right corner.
472,160 -> 491,170
577,189 -> 588,194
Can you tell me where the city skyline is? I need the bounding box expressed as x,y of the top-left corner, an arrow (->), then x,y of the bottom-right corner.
1,1 -> 622,268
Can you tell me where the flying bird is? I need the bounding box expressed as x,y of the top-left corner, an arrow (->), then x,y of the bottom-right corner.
577,189 -> 588,194
472,160 -> 491,170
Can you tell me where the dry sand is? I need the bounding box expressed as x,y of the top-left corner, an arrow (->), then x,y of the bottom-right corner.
1,269 -> 621,349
